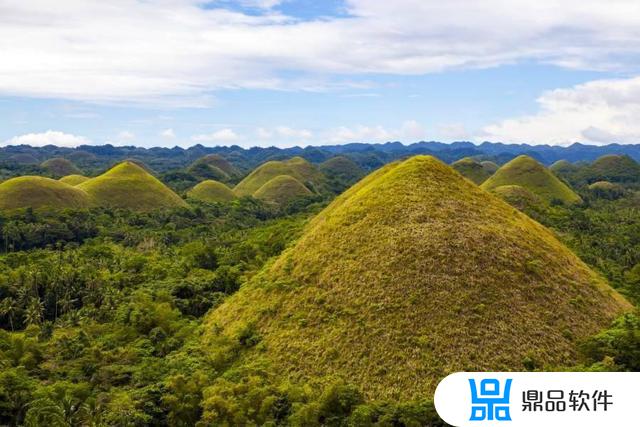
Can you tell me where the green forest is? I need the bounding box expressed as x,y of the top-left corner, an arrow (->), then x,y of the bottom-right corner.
0,151 -> 638,426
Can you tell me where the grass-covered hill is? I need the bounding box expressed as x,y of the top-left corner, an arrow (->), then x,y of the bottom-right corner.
0,176 -> 91,210
253,175 -> 312,207
580,154 -> 640,184
550,159 -> 578,175
481,155 -> 582,204
490,184 -> 546,213
187,180 -> 237,203
78,161 -> 187,210
451,157 -> 492,184
480,160 -> 499,174
204,155 -> 630,400
190,154 -> 239,177
59,174 -> 90,186
234,156 -> 326,196
40,158 -> 82,178
319,156 -> 364,182
187,154 -> 239,183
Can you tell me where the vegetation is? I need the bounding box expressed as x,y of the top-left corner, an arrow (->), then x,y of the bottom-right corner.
481,155 -> 582,205
78,162 -> 187,211
319,156 -> 365,192
234,157 -> 326,196
205,156 -> 629,401
41,158 -> 82,178
451,157 -> 492,184
0,177 -> 91,211
579,154 -> 640,184
188,154 -> 239,181
187,180 -> 237,203
253,175 -> 313,207
0,150 -> 638,425
490,184 -> 546,213
59,175 -> 90,186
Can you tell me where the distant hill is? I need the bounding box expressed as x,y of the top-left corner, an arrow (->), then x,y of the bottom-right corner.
204,155 -> 630,400
451,157 -> 492,184
41,158 -> 82,178
481,155 -> 582,204
480,160 -> 499,174
253,175 -> 312,207
0,176 -> 91,210
234,156 -> 325,196
187,180 -> 236,203
59,175 -> 90,186
190,154 -> 239,177
579,154 -> 640,184
319,156 -> 364,183
78,161 -> 187,210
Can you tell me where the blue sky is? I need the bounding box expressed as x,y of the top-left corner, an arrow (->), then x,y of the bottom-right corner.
2,0 -> 640,148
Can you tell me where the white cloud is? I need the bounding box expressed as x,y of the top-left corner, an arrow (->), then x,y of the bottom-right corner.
117,130 -> 135,141
327,120 -> 427,144
480,76 -> 640,145
3,130 -> 91,148
3,1 -> 640,104
192,128 -> 241,142
160,128 -> 176,138
257,126 -> 313,140
438,123 -> 471,141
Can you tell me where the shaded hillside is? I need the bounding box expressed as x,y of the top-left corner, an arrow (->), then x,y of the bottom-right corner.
234,156 -> 325,196
253,175 -> 312,207
187,180 -> 236,203
0,176 -> 91,210
204,156 -> 629,400
451,157 -> 492,184
41,158 -> 82,178
579,154 -> 640,184
319,156 -> 365,191
481,155 -> 582,204
78,161 -> 187,210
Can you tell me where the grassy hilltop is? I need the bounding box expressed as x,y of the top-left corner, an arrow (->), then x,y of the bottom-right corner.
59,174 -> 90,186
581,154 -> 640,183
204,155 -> 630,400
482,155 -> 582,204
41,158 -> 82,178
253,175 -> 312,207
0,176 -> 91,210
234,156 -> 325,196
451,157 -> 493,184
78,161 -> 187,210
187,179 -> 237,203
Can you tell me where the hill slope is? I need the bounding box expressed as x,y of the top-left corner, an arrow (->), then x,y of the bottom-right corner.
234,157 -> 325,196
41,158 -> 82,178
187,180 -> 236,203
189,154 -> 239,178
78,161 -> 187,210
0,176 -> 91,210
204,156 -> 629,400
451,157 -> 492,184
581,154 -> 640,183
253,175 -> 312,206
59,174 -> 90,186
481,155 -> 582,204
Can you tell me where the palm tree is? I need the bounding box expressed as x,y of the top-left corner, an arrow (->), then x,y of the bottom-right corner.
0,297 -> 16,330
24,297 -> 44,326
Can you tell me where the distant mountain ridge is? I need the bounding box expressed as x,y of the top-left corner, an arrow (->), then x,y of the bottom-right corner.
3,141 -> 640,176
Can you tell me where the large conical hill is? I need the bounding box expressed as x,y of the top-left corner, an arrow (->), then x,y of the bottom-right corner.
234,156 -> 325,196
481,155 -> 582,204
253,175 -> 312,206
204,155 -> 630,400
78,161 -> 187,210
581,154 -> 640,184
187,180 -> 237,203
0,176 -> 91,210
